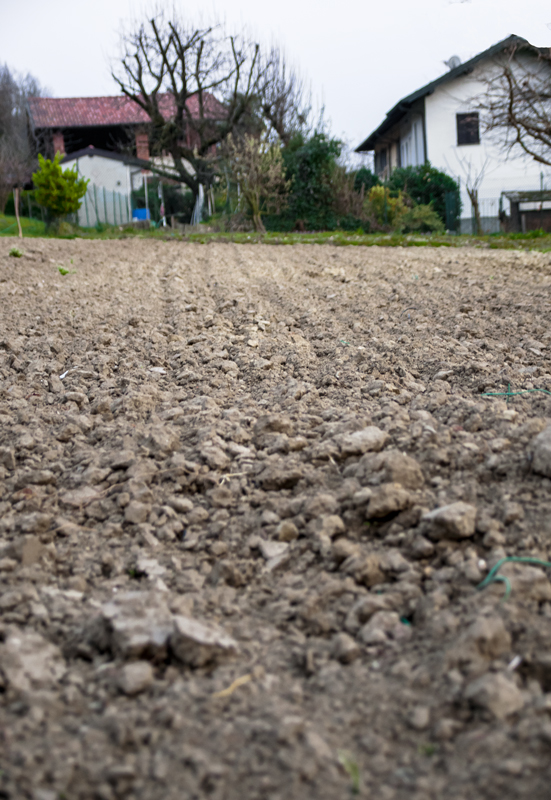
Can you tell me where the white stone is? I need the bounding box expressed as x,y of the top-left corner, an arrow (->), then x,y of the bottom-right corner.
136,558 -> 166,579
170,615 -> 238,667
259,540 -> 289,561
101,591 -> 174,659
0,629 -> 66,693
60,486 -> 99,507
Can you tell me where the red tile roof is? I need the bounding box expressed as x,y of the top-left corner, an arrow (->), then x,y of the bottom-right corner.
28,93 -> 225,129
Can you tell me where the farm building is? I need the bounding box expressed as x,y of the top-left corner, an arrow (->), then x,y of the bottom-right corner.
27,92 -> 224,227
59,148 -> 151,227
356,35 -> 551,233
27,93 -> 225,162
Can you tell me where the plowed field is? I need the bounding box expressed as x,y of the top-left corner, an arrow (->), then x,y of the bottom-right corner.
2,237 -> 551,799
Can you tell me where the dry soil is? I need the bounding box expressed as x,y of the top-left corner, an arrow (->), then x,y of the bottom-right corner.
2,238 -> 551,800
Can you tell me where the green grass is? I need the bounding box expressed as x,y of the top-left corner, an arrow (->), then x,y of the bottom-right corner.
0,214 -> 47,237
3,213 -> 551,251
181,229 -> 551,251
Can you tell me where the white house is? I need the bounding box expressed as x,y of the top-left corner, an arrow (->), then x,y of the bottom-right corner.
356,35 -> 551,233
61,148 -> 151,227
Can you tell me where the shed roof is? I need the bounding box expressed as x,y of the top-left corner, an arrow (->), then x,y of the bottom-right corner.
60,147 -> 150,169
503,190 -> 551,203
28,92 -> 225,130
356,35 -> 540,152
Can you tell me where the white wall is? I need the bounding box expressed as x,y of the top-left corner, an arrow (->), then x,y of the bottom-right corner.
62,155 -> 132,227
400,114 -> 425,168
424,63 -> 551,224
65,154 -> 129,192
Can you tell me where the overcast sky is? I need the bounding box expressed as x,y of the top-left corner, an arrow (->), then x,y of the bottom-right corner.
1,0 -> 550,155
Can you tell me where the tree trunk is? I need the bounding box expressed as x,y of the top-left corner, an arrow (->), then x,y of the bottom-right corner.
14,187 -> 22,238
252,212 -> 266,233
467,187 -> 482,236
247,192 -> 266,233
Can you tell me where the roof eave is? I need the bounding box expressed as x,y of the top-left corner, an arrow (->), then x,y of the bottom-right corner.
60,148 -> 150,168
356,97 -> 430,152
33,120 -> 144,131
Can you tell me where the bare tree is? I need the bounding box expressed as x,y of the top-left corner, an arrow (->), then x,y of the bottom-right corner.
0,65 -> 47,215
451,153 -> 491,235
476,40 -> 551,167
0,139 -> 29,233
0,140 -> 15,214
258,47 -> 311,145
112,12 -> 265,200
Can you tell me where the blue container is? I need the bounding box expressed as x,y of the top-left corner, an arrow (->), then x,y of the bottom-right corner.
132,208 -> 150,221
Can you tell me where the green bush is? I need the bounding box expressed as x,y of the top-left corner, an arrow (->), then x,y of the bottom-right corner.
337,214 -> 371,232
354,167 -> 380,194
280,132 -> 342,230
366,186 -> 406,227
386,163 -> 461,227
509,228 -> 546,239
32,153 -> 89,225
243,134 -> 382,232
395,203 -> 445,233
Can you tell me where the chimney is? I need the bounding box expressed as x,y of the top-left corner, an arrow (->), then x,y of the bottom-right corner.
135,132 -> 150,161
53,131 -> 65,156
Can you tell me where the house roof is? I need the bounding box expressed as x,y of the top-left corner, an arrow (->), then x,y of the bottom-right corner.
60,147 -> 150,169
503,190 -> 551,202
28,92 -> 226,130
355,34 -> 539,152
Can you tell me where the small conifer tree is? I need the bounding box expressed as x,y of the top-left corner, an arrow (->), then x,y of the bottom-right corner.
32,153 -> 89,227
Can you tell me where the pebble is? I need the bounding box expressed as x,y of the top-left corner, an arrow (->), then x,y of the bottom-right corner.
407,705 -> 430,731
99,591 -> 175,659
259,540 -> 289,561
276,520 -> 299,541
124,500 -> 151,524
117,660 -> 154,696
424,502 -> 477,540
335,426 -> 390,457
358,611 -> 404,645
464,672 -> 525,720
366,483 -> 412,519
409,536 -> 434,559
532,426 -> 551,477
359,450 -> 425,489
0,629 -> 66,693
0,446 -> 16,470
457,616 -> 511,664
170,615 -> 238,667
331,632 -> 361,664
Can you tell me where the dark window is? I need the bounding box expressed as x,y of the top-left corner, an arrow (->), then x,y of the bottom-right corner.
457,113 -> 480,145
376,148 -> 387,173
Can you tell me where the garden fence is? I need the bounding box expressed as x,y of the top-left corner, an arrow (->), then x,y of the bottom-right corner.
77,184 -> 132,228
